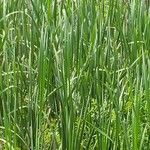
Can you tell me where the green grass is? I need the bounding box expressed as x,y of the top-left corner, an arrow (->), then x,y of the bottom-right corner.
0,0 -> 150,149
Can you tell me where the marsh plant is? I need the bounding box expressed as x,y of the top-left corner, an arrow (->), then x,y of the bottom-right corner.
0,0 -> 150,149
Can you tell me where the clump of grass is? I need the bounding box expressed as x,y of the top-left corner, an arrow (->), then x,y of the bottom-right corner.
0,0 -> 150,149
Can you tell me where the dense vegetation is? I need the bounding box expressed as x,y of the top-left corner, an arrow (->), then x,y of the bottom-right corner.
0,0 -> 150,149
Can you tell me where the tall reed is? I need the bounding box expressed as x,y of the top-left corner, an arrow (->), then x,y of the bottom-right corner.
0,0 -> 150,149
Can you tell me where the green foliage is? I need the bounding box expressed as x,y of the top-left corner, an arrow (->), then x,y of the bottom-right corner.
0,0 -> 150,149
